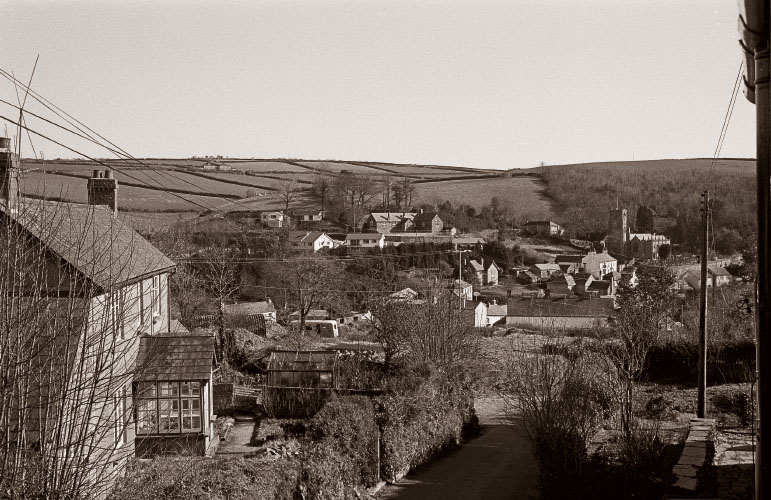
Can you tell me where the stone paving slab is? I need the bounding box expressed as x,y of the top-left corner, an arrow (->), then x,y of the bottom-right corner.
669,418 -> 715,494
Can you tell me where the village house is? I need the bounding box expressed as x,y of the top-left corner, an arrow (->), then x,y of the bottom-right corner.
411,210 -> 444,233
554,254 -> 584,274
506,296 -> 615,330
680,265 -> 733,291
452,279 -> 474,301
389,287 -> 421,303
531,262 -> 562,279
260,210 -> 290,228
289,208 -> 325,223
343,232 -> 385,249
0,144 -> 216,495
474,300 -> 507,327
364,212 -> 416,233
523,220 -> 564,237
288,230 -> 336,252
224,300 -> 277,322
469,258 -> 502,285
581,250 -> 618,279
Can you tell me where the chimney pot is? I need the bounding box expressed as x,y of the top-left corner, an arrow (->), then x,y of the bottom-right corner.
104,170 -> 113,179
92,170 -> 101,178
0,137 -> 10,150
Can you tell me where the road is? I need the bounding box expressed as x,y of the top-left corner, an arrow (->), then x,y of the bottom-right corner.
378,396 -> 539,500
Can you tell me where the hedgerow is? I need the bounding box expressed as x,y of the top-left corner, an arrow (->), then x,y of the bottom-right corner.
376,364 -> 477,482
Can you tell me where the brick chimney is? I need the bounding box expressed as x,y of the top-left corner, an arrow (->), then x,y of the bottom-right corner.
0,137 -> 20,214
88,169 -> 118,216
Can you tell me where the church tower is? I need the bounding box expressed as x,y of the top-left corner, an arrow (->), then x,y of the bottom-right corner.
606,207 -> 628,254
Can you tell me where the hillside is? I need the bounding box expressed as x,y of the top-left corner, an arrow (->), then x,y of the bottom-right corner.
18,158 -> 557,222
532,158 -> 756,253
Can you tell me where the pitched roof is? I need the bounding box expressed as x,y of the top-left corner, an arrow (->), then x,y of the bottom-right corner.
2,200 -> 175,290
345,232 -> 383,241
708,265 -> 732,277
413,211 -> 439,224
534,263 -> 561,271
488,303 -> 507,316
390,287 -> 419,300
584,252 -> 617,263
453,279 -> 473,288
555,254 -> 584,263
289,230 -> 328,243
136,334 -> 216,381
224,301 -> 276,315
507,297 -> 615,318
587,280 -> 612,292
369,212 -> 416,223
524,220 -> 555,226
469,259 -> 485,272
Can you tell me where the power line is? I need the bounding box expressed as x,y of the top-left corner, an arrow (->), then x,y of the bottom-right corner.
706,60 -> 744,188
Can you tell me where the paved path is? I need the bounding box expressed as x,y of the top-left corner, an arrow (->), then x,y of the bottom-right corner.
379,396 -> 539,500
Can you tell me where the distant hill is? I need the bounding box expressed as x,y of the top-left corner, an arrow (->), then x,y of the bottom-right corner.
530,158 -> 756,253
18,157 -> 756,254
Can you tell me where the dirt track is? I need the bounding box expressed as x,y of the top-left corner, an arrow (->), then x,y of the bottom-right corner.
378,396 -> 539,500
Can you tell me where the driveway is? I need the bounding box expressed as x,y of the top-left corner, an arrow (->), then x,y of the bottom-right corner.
378,396 -> 539,500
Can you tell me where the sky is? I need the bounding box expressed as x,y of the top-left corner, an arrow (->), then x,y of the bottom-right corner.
0,0 -> 758,170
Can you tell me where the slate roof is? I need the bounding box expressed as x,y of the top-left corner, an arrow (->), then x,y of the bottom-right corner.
555,254 -> 584,263
584,252 -> 617,263
413,211 -> 439,224
369,212 -> 416,223
345,233 -> 383,241
2,200 -> 175,290
136,334 -> 215,381
487,303 -> 507,316
587,280 -> 613,293
289,230 -> 328,243
469,259 -> 485,272
507,297 -> 615,318
534,263 -> 561,271
708,265 -> 732,277
224,301 -> 276,315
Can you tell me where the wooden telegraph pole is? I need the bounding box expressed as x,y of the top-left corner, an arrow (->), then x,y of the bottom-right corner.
697,191 -> 710,418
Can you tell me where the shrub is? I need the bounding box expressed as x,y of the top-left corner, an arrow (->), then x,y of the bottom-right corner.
300,396 -> 380,499
712,389 -> 753,427
377,364 -> 476,482
644,339 -> 755,385
109,456 -> 299,500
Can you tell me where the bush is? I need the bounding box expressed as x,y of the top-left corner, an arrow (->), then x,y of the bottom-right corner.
644,339 -> 755,384
712,389 -> 753,427
377,365 -> 476,482
300,396 -> 380,499
109,456 -> 299,500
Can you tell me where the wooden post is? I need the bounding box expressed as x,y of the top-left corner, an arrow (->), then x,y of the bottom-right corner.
755,46 -> 770,500
697,191 -> 709,418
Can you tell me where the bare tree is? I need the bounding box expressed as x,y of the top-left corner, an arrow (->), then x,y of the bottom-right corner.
601,266 -> 676,435
369,280 -> 478,368
198,247 -> 240,360
0,200 -> 165,498
277,177 -> 299,213
311,174 -> 332,211
271,256 -> 345,332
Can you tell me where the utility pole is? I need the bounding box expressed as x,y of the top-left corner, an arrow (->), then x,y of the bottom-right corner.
697,190 -> 710,418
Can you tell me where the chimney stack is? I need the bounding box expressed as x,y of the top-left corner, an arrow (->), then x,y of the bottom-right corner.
88,169 -> 118,216
0,137 -> 20,214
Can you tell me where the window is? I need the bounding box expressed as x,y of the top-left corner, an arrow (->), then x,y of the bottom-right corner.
114,386 -> 127,446
135,381 -> 202,435
110,290 -> 125,340
151,276 -> 161,317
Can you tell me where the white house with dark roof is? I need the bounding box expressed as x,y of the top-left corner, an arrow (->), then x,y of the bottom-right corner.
581,250 -> 618,279
289,230 -> 335,252
343,232 -> 385,249
0,143 -> 215,496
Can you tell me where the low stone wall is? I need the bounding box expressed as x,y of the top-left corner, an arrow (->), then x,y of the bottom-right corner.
670,417 -> 715,494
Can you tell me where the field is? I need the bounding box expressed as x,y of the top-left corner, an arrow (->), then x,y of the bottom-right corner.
412,175 -> 557,217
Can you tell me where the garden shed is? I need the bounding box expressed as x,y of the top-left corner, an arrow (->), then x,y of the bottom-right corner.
265,350 -> 340,390
264,350 -> 340,417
